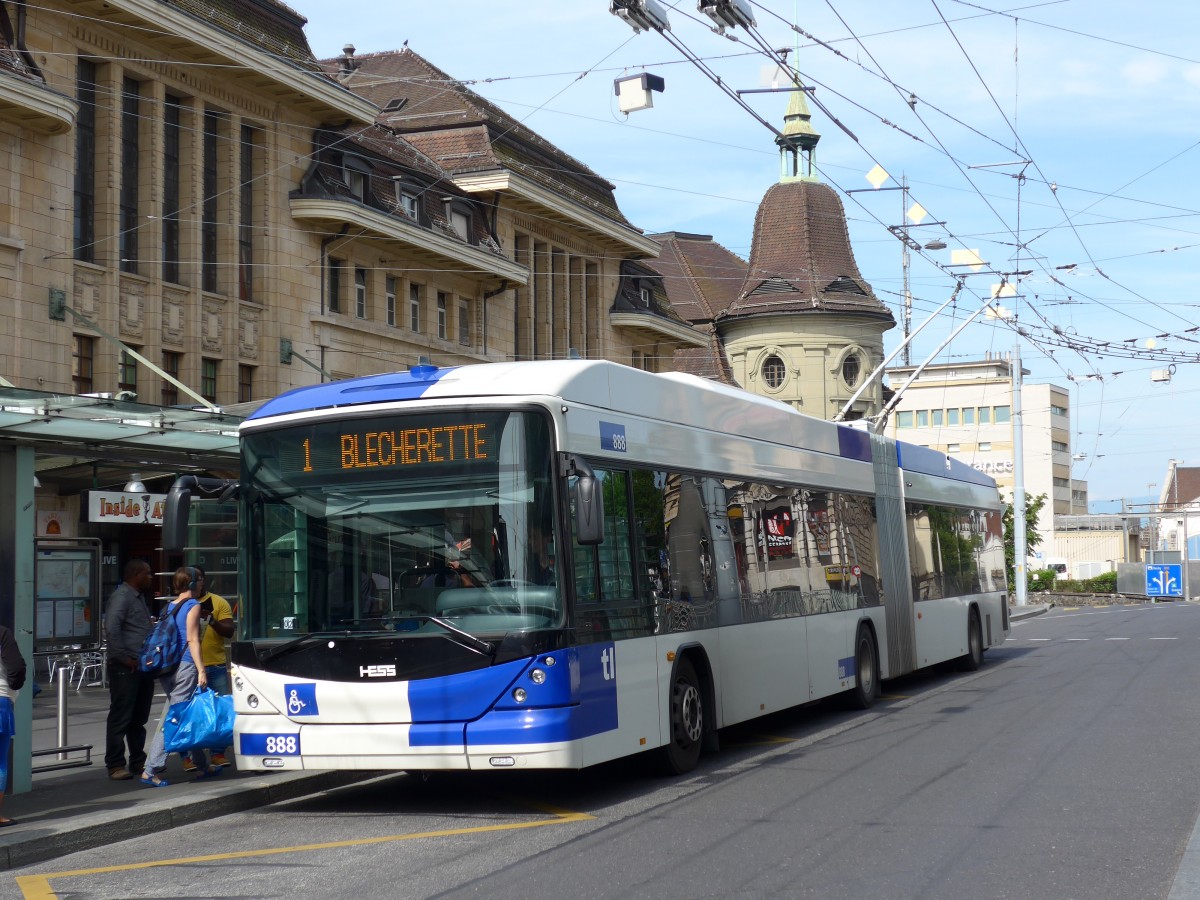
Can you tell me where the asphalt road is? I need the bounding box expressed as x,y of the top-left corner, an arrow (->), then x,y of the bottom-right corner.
9,601 -> 1200,900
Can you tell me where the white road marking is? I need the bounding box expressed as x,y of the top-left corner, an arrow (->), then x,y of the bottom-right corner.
1105,637 -> 1130,641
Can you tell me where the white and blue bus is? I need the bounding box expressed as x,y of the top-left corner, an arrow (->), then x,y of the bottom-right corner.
165,360 -> 1008,775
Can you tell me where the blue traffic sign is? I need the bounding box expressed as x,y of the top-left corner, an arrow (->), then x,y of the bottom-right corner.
1146,564 -> 1182,597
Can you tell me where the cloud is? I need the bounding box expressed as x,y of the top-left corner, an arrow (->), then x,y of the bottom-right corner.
1121,56 -> 1172,87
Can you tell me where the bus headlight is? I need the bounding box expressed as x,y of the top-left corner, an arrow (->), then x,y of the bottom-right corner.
512,687 -> 528,703
529,668 -> 546,685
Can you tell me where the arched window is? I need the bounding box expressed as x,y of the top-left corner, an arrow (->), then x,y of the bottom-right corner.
841,354 -> 861,388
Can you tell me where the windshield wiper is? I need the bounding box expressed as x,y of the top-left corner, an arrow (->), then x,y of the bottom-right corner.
257,619 -> 494,662
256,631 -> 349,663
405,615 -> 495,658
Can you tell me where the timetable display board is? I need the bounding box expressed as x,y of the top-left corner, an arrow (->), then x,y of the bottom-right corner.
35,540 -> 101,649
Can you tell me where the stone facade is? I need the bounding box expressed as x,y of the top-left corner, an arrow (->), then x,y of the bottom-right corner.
0,4 -> 700,407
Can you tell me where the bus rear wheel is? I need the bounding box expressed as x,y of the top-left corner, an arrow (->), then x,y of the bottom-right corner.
660,657 -> 703,775
850,627 -> 879,709
958,609 -> 984,671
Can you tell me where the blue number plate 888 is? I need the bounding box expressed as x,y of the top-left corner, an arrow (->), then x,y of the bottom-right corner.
240,733 -> 301,756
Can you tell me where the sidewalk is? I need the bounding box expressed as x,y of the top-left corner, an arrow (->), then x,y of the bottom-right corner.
0,682 -> 365,871
1010,602 -> 1051,621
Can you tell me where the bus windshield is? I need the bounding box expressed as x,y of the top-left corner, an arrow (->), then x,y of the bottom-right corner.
240,408 -> 560,640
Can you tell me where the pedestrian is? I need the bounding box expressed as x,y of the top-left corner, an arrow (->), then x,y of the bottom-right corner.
139,566 -> 218,787
182,565 -> 233,772
104,559 -> 155,781
0,623 -> 27,826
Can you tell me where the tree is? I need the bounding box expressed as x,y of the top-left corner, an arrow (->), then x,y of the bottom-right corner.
1002,493 -> 1048,593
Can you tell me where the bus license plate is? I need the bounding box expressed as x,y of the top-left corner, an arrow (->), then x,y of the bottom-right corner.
240,733 -> 301,756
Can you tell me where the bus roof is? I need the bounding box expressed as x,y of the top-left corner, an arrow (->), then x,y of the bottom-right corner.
249,360 -> 995,489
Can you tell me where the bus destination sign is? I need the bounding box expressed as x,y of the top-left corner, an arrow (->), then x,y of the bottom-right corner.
296,422 -> 492,475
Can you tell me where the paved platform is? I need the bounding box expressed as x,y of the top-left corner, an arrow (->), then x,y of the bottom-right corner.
3,604 -> 1051,871
1,682 -> 365,871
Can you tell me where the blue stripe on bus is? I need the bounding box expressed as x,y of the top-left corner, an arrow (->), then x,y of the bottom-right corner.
407,657 -> 529,722
837,656 -> 855,679
836,426 -> 872,462
408,644 -> 619,748
896,440 -> 996,487
248,366 -> 460,419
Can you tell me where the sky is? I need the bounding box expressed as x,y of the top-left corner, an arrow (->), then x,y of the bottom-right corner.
296,1 -> 1200,510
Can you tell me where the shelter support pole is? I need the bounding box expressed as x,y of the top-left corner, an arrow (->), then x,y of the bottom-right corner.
0,445 -> 35,792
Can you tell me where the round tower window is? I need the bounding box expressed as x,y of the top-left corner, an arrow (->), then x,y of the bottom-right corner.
842,354 -> 861,388
761,354 -> 786,389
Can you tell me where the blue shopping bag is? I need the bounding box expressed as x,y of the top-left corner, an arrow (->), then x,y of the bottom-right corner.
163,687 -> 236,753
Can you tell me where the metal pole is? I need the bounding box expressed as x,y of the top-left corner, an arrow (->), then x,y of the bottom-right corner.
902,175 -> 912,366
1012,342 -> 1028,607
56,668 -> 69,761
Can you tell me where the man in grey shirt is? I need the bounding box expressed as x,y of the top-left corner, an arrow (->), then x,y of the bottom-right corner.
104,559 -> 155,781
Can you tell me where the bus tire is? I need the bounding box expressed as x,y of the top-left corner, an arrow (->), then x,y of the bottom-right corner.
850,627 -> 879,709
959,609 -> 984,671
660,657 -> 704,775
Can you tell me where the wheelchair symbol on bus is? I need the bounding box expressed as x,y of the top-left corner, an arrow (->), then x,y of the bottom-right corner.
283,683 -> 320,716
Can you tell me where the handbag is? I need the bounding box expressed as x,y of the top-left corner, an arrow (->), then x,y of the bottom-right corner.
163,687 -> 236,753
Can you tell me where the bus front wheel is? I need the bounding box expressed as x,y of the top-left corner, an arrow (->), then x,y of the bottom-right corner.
660,657 -> 704,775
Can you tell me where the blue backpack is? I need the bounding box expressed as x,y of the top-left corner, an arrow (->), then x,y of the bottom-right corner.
138,600 -> 186,676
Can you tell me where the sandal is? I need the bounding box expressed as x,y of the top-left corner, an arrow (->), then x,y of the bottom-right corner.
195,766 -> 223,781
138,774 -> 170,788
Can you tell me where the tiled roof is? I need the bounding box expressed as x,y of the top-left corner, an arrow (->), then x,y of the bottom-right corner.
0,21 -> 38,80
171,0 -> 325,73
1168,467 -> 1200,506
323,48 -> 636,229
717,180 -> 894,325
673,328 -> 737,385
296,124 -> 505,257
612,260 -> 696,328
645,232 -> 747,325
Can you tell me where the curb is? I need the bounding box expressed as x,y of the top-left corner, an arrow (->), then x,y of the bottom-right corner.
0,771 -> 371,871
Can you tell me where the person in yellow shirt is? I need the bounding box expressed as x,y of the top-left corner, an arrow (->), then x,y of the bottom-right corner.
183,566 -> 234,771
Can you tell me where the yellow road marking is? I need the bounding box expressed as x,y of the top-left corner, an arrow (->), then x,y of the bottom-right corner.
726,734 -> 796,747
880,694 -> 908,701
15,804 -> 593,899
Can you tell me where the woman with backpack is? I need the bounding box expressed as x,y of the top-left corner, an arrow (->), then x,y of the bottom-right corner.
139,566 -> 217,787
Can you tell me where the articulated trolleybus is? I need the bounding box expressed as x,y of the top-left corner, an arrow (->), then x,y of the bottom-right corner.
165,360 -> 1008,775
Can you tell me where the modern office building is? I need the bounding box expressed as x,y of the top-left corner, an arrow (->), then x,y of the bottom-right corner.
883,355 -> 1088,554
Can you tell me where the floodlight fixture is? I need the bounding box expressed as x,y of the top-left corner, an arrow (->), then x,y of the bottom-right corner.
610,0 -> 671,34
699,0 -> 755,32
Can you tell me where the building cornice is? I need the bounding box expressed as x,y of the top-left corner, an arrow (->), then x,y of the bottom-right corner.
95,0 -> 377,124
0,72 -> 75,134
453,170 -> 660,256
609,312 -> 708,347
289,198 -> 529,284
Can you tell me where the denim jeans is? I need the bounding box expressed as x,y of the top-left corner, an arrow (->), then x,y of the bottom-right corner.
144,663 -> 208,776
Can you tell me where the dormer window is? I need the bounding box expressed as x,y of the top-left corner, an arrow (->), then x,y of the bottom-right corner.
639,285 -> 653,307
450,209 -> 470,241
396,186 -> 418,219
346,169 -> 366,202
341,155 -> 372,203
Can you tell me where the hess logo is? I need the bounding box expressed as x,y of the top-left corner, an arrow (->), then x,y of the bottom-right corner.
359,664 -> 397,678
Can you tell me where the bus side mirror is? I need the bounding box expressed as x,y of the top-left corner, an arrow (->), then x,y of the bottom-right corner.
566,455 -> 604,545
162,476 -> 237,553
